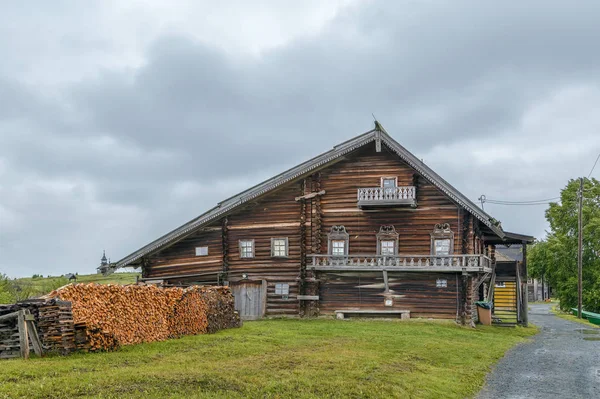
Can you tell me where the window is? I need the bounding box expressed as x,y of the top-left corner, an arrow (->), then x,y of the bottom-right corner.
331,240 -> 346,256
377,225 -> 398,255
381,177 -> 397,188
239,240 -> 254,258
275,283 -> 289,295
328,226 -> 349,256
271,238 -> 289,257
436,279 -> 448,288
380,240 -> 396,255
195,246 -> 208,256
430,223 -> 454,255
434,239 -> 451,255
495,282 -> 506,288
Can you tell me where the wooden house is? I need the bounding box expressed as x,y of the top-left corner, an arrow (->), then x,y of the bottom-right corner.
104,124 -> 533,325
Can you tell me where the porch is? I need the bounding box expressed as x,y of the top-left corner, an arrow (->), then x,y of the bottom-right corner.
309,254 -> 493,273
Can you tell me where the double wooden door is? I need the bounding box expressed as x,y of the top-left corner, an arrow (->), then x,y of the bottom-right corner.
232,281 -> 266,320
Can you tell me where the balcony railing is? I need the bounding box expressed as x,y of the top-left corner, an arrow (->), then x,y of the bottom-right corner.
310,254 -> 492,272
357,186 -> 416,208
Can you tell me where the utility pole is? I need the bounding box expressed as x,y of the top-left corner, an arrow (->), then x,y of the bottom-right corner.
577,177 -> 583,319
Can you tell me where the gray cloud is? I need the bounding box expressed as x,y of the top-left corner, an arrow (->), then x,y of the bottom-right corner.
1,1 -> 600,277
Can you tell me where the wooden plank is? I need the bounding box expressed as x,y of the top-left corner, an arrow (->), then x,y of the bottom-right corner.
26,320 -> 43,356
0,311 -> 19,322
17,310 -> 29,359
297,295 -> 319,300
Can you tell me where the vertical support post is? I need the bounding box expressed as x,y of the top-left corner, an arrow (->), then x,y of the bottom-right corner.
382,270 -> 389,293
522,242 -> 528,327
24,310 -> 43,356
577,177 -> 583,319
460,274 -> 468,326
299,179 -> 307,316
17,310 -> 30,359
222,217 -> 229,280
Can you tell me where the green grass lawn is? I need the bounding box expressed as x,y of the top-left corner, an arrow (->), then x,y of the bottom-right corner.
0,319 -> 537,399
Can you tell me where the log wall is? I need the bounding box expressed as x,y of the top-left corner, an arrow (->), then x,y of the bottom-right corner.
144,141 -> 484,319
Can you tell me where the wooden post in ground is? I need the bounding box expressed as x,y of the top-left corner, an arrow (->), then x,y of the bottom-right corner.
17,310 -> 30,359
522,243 -> 528,327
24,310 -> 43,356
577,177 -> 583,319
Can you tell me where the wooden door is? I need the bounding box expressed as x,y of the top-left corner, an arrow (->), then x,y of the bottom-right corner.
232,281 -> 266,320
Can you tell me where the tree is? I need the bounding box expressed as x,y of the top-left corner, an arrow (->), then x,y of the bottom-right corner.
528,178 -> 600,312
0,274 -> 15,304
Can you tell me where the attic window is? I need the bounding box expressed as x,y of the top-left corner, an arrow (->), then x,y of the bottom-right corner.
381,177 -> 397,188
195,246 -> 208,256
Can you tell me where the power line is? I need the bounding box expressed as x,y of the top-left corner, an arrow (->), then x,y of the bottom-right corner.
484,202 -> 553,206
588,152 -> 600,178
484,196 -> 560,204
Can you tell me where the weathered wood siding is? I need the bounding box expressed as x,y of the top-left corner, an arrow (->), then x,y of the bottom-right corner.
318,271 -> 460,319
314,145 -> 463,255
225,184 -> 302,316
144,141 -> 483,319
146,228 -> 222,282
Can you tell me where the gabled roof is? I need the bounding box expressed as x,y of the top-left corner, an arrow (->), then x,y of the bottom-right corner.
106,123 -> 506,273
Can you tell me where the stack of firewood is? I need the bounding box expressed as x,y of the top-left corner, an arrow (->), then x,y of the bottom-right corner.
0,307 -> 20,359
203,286 -> 242,333
47,283 -> 240,352
168,287 -> 209,338
36,299 -> 76,354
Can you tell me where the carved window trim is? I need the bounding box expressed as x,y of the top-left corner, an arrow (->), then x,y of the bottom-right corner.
430,223 -> 454,255
376,225 -> 399,255
327,225 -> 349,256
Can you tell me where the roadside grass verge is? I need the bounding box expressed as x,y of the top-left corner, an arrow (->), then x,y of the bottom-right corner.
551,305 -> 599,328
0,318 -> 537,399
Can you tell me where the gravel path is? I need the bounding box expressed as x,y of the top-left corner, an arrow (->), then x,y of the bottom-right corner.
477,303 -> 600,399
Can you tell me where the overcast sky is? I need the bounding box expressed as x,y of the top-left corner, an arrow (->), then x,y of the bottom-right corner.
1,1 -> 599,278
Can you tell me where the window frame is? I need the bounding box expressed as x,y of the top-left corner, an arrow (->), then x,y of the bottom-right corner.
380,176 -> 398,188
195,246 -> 209,256
271,237 -> 289,258
239,239 -> 255,259
376,225 -> 399,256
436,278 -> 448,288
430,223 -> 454,255
275,282 -> 290,296
327,225 -> 349,256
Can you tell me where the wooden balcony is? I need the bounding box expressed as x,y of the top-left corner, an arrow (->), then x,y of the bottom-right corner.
310,254 -> 492,273
357,186 -> 416,209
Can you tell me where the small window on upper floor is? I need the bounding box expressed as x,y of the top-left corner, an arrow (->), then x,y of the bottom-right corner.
380,240 -> 396,255
195,246 -> 208,256
239,239 -> 255,258
331,240 -> 346,256
381,177 -> 397,188
271,238 -> 289,257
430,223 -> 454,255
328,226 -> 349,256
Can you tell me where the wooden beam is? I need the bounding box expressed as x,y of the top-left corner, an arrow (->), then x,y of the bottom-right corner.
17,310 -> 29,359
0,311 -> 19,322
295,190 -> 326,202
